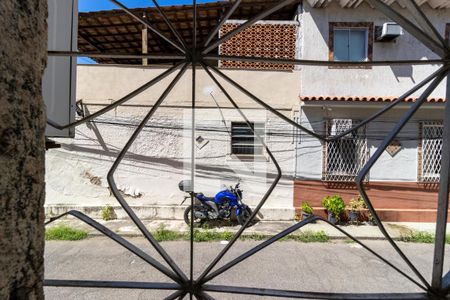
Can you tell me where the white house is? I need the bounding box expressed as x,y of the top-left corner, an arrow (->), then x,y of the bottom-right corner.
45,2 -> 302,221
294,0 -> 449,222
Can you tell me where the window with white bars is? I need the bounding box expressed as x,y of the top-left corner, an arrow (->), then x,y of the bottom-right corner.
231,122 -> 265,156
323,119 -> 368,182
419,121 -> 443,182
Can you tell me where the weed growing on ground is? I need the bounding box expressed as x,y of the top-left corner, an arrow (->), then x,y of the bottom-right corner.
101,204 -> 117,221
153,224 -> 183,241
45,225 -> 88,241
400,231 -> 434,243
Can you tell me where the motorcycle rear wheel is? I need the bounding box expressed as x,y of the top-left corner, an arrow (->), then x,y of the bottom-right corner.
237,206 -> 253,226
184,205 -> 204,227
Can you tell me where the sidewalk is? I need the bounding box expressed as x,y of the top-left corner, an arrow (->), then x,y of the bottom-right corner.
45,217 -> 444,240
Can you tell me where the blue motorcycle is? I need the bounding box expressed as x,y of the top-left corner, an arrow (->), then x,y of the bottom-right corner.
178,180 -> 252,226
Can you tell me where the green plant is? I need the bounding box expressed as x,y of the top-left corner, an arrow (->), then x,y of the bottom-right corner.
347,196 -> 365,212
101,204 -> 117,221
322,195 -> 346,221
289,230 -> 329,243
153,224 -> 183,241
301,202 -> 314,215
45,225 -> 88,241
400,231 -> 434,243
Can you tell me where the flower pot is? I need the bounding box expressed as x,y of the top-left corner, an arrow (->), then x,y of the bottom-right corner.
348,211 -> 359,223
301,211 -> 311,220
327,212 -> 337,224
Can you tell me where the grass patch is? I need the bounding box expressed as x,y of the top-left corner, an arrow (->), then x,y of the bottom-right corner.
398,231 -> 447,244
101,204 -> 117,221
150,225 -> 331,243
283,230 -> 329,243
45,225 -> 89,241
153,225 -> 184,242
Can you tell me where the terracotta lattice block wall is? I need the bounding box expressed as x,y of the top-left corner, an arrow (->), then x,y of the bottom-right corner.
219,22 -> 298,70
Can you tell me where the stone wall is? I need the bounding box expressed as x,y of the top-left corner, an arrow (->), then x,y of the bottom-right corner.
0,0 -> 47,299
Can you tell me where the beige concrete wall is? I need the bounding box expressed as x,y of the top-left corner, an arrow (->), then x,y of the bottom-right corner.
77,65 -> 301,110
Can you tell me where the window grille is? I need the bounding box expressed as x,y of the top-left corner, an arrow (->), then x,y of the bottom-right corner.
419,121 -> 443,182
231,122 -> 265,156
323,119 -> 368,182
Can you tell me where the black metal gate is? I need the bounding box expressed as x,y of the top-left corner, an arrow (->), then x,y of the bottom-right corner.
46,0 -> 450,298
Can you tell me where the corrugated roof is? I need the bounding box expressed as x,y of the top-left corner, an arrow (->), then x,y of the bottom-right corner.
300,96 -> 446,102
78,0 -> 301,64
306,0 -> 450,9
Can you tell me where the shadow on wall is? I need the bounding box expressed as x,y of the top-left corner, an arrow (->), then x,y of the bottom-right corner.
60,143 -> 294,186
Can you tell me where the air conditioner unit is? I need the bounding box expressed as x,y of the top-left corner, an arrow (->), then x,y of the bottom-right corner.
375,22 -> 403,42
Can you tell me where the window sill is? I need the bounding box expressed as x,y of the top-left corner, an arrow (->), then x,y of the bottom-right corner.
227,154 -> 269,162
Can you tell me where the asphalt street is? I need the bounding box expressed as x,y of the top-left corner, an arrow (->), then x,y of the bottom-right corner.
44,238 -> 450,299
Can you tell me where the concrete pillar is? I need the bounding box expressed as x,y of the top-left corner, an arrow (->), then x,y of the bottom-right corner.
0,0 -> 47,299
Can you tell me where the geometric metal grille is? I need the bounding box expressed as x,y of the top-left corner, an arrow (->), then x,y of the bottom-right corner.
324,119 -> 368,182
44,0 -> 450,299
420,121 -> 443,182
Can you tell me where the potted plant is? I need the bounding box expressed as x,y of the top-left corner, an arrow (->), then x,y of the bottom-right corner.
322,195 -> 345,224
347,196 -> 365,224
301,202 -> 314,220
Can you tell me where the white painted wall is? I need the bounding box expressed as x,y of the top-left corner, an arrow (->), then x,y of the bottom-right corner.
45,66 -> 300,220
294,2 -> 448,183
296,103 -> 445,181
299,1 -> 449,99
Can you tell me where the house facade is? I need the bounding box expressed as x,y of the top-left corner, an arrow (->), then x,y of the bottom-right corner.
45,2 -> 302,221
45,0 -> 449,222
293,0 -> 450,222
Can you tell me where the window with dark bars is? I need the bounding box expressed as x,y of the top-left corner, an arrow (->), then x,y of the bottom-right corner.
231,122 -> 265,156
323,119 -> 368,182
420,121 -> 443,182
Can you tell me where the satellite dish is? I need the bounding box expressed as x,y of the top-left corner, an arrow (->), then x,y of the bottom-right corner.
43,0 -> 78,137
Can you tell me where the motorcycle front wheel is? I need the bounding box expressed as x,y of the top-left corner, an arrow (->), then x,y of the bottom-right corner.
237,206 -> 253,226
184,205 -> 204,227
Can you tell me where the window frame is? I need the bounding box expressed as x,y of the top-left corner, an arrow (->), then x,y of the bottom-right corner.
229,121 -> 266,159
322,118 -> 369,182
328,22 -> 374,68
418,121 -> 444,183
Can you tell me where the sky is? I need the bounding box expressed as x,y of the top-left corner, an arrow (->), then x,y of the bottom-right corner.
79,0 -> 217,12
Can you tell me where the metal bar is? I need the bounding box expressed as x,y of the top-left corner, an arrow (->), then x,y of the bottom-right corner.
44,279 -> 180,290
48,51 -> 185,60
431,73 -> 450,291
201,215 -> 427,291
202,284 -> 429,299
108,0 -> 186,54
197,62 -> 282,285
195,291 -> 215,300
150,0 -> 188,51
402,0 -> 449,51
47,61 -> 185,130
203,54 -> 449,66
329,66 -> 450,141
44,210 -> 181,283
366,0 -> 446,58
203,63 -> 448,144
202,0 -> 297,55
107,63 -> 190,283
205,62 -> 325,141
165,290 -> 188,300
356,69 -> 450,291
202,0 -> 242,48
190,3 -> 198,297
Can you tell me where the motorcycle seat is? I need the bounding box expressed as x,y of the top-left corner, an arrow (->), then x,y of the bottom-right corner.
197,193 -> 215,202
